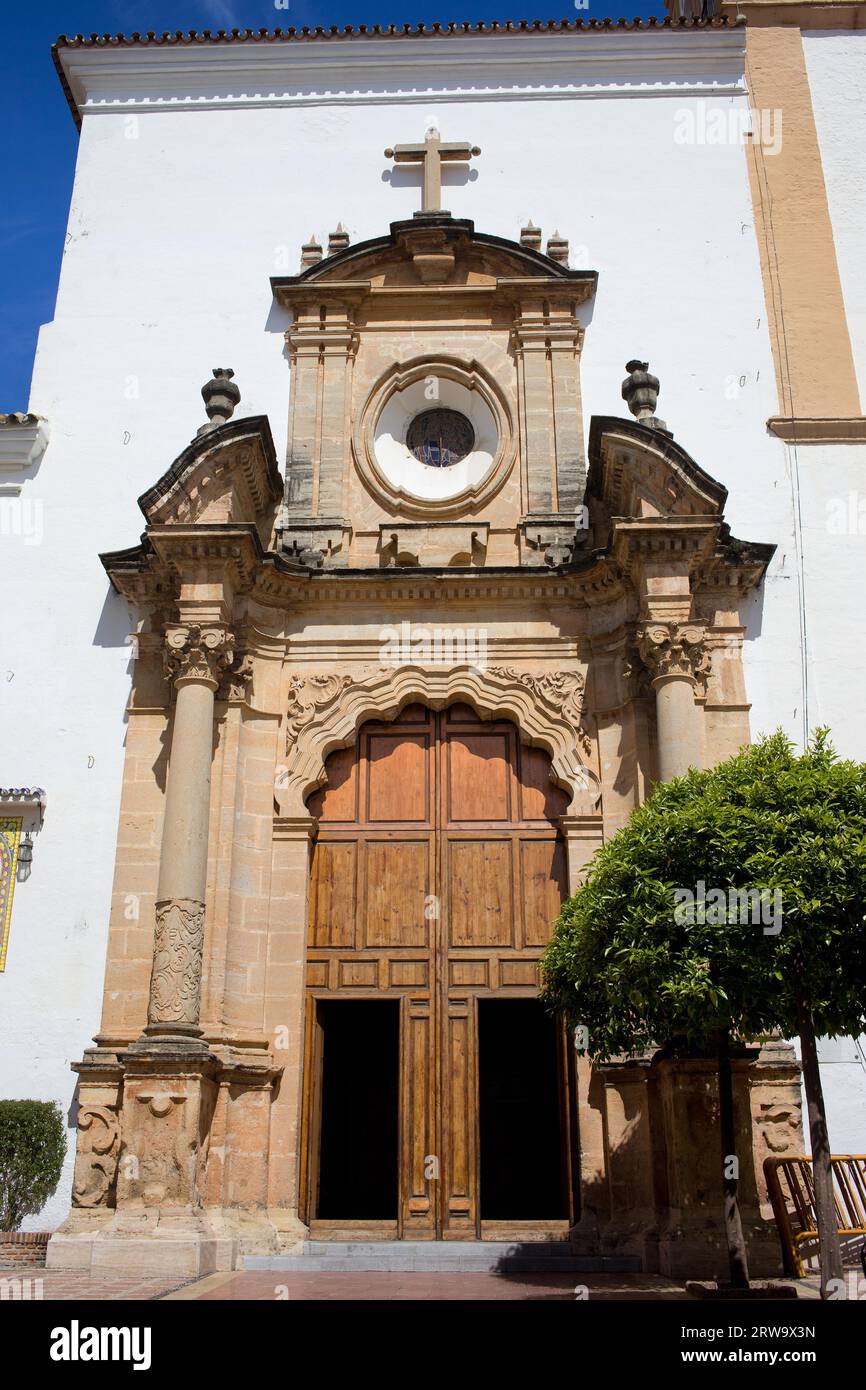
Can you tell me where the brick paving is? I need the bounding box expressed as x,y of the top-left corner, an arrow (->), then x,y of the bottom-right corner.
2,1265 -> 821,1302
181,1271 -> 691,1301
0,1266 -> 195,1301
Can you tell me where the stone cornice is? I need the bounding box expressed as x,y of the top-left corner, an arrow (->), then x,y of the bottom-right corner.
102,525 -> 267,604
54,29 -> 746,127
0,415 -> 49,474
720,0 -> 866,27
767,416 -> 866,444
251,553 -> 629,609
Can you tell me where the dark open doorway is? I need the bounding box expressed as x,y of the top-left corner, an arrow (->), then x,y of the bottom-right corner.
478,998 -> 567,1220
316,999 -> 400,1220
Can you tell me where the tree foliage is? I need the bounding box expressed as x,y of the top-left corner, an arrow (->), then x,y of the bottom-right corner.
0,1100 -> 67,1231
542,730 -> 866,1057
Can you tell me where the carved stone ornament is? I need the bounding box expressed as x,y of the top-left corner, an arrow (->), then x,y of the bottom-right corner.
621,646 -> 654,702
218,650 -> 254,703
486,666 -> 591,754
164,624 -> 234,689
286,672 -> 353,748
279,665 -> 599,820
148,897 -> 205,1026
636,622 -> 711,691
71,1105 -> 120,1208
121,1090 -> 196,1207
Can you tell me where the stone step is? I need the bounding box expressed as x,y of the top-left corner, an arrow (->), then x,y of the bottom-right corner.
244,1241 -> 641,1273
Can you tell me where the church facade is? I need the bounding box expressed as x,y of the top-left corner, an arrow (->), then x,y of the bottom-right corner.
2,12 -> 865,1277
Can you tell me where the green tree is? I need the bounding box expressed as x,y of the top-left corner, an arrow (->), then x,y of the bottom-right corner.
541,731 -> 866,1296
0,1100 -> 67,1231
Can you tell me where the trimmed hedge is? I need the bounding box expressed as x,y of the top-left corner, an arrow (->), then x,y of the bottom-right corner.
0,1100 -> 66,1231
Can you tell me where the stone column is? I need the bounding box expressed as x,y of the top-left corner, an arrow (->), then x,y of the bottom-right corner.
638,621 -> 709,782
141,621 -> 232,1049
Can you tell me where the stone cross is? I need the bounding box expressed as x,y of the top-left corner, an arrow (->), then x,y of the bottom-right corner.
384,127 -> 480,213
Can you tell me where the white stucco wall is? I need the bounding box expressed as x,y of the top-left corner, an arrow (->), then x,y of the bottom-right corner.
803,31 -> 866,405
793,30 -> 866,1156
0,31 -> 862,1227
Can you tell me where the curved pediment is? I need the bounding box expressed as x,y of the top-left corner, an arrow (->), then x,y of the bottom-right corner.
587,415 -> 728,520
272,215 -> 598,298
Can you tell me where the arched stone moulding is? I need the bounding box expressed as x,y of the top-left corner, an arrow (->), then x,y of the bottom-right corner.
352,355 -> 517,519
276,662 -> 601,819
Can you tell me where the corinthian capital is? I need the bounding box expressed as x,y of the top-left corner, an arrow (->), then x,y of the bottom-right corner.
636,622 -> 710,689
164,623 -> 234,689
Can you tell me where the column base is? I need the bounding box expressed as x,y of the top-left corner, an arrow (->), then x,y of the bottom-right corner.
125,1034 -> 212,1059
46,1206 -> 291,1278
47,1213 -> 237,1279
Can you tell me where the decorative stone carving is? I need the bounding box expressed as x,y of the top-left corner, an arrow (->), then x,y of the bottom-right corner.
621,358 -> 668,433
300,234 -> 322,267
164,624 -> 234,689
286,673 -> 353,748
758,1101 -> 803,1155
148,898 -> 206,1027
218,650 -> 254,703
327,223 -> 350,256
278,664 -> 599,819
636,621 -> 711,691
621,645 -> 654,702
118,1088 -> 198,1208
546,231 -> 569,265
71,1106 -> 120,1208
518,515 -> 587,568
486,666 -> 592,754
199,368 -> 240,434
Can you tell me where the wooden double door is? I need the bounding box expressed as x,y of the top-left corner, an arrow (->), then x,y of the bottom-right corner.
300,702 -> 578,1239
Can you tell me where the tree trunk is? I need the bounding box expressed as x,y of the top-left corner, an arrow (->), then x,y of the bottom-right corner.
797,992 -> 844,1297
717,1032 -> 750,1288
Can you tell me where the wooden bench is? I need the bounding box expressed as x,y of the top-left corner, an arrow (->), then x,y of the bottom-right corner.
764,1154 -> 866,1276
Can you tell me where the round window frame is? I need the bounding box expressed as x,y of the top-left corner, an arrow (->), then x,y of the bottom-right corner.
352,356 -> 515,519
406,407 -> 476,469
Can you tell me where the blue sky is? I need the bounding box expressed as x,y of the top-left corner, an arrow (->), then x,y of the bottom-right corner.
1,0 -> 660,410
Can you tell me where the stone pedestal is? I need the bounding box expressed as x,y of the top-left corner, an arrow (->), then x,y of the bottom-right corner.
654,1054 -> 787,1279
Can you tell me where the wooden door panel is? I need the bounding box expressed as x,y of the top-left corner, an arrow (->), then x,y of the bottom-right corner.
520,838 -> 568,946
309,841 -> 357,947
366,732 -> 431,823
519,744 -> 570,821
447,839 -> 514,947
445,732 -> 512,821
442,1000 -> 477,1235
309,745 -> 358,822
363,839 -> 431,947
401,996 -> 436,1237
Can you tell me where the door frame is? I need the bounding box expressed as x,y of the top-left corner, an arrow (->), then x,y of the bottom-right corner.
300,987 -> 578,1240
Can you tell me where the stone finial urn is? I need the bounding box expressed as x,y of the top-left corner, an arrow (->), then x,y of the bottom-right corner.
200,368 -> 240,431
621,359 -> 668,433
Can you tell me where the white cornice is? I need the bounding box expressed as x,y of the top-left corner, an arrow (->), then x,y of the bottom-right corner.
0,416 -> 49,472
58,32 -> 747,118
